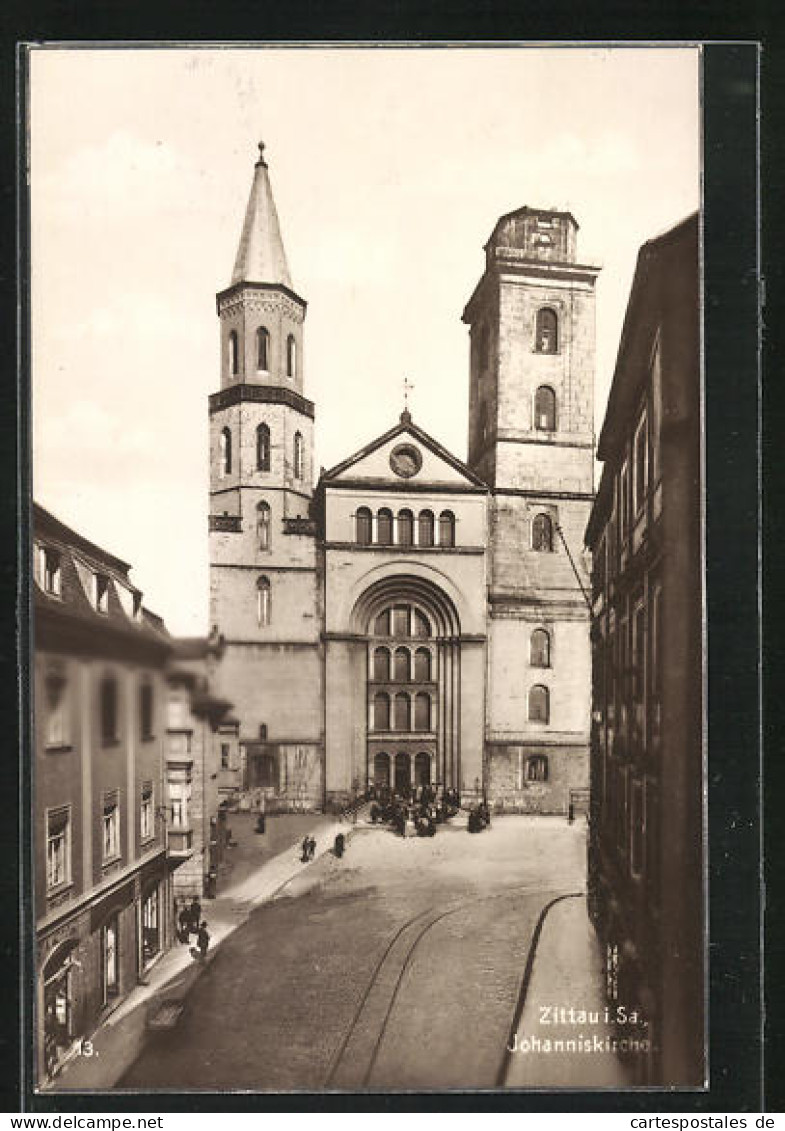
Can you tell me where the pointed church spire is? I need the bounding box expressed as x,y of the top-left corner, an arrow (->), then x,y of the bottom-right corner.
231,142 -> 293,288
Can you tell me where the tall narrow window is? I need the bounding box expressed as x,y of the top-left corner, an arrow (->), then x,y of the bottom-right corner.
256,423 -> 270,471
102,916 -> 119,1002
528,684 -> 550,723
44,671 -> 69,748
41,547 -> 62,596
95,573 -> 110,614
228,330 -> 239,376
293,432 -> 304,480
257,501 -> 271,551
100,676 -> 118,745
418,510 -> 434,547
532,513 -> 553,552
356,507 -> 372,546
373,692 -> 390,731
256,326 -> 270,371
414,647 -> 431,682
394,647 -> 410,682
534,386 -> 557,431
373,647 -> 391,682
220,428 -> 232,477
377,508 -> 393,546
527,755 -> 549,781
439,510 -> 456,547
535,307 -> 558,353
397,509 -> 414,546
633,411 -> 649,514
530,628 -> 551,668
102,791 -> 120,862
139,680 -> 154,741
46,807 -> 71,890
286,334 -> 296,378
394,692 -> 411,731
256,576 -> 271,627
414,692 -> 431,731
140,781 -> 154,841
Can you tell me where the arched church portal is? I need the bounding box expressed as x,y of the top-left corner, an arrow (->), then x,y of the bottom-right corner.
356,576 -> 461,796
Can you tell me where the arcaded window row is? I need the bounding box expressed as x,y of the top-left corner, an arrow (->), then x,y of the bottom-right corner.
227,327 -> 297,379
355,508 -> 456,548
218,426 -> 304,480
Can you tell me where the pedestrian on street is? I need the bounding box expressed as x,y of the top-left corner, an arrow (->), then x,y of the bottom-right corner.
189,896 -> 202,935
307,836 -> 316,860
197,921 -> 210,960
301,836 -> 310,863
177,903 -> 190,943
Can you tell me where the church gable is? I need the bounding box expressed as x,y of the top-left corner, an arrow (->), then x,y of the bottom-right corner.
323,414 -> 486,491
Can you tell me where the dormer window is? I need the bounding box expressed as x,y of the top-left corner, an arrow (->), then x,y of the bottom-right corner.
40,547 -> 61,596
95,573 -> 110,614
535,307 -> 558,354
256,326 -> 270,372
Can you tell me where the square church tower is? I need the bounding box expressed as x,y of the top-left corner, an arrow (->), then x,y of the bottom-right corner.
463,207 -> 600,811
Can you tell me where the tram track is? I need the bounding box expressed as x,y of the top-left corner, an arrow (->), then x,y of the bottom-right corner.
324,882 -> 583,1090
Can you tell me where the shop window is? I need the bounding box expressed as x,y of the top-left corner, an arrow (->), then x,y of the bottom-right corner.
141,886 -> 160,966
46,807 -> 71,890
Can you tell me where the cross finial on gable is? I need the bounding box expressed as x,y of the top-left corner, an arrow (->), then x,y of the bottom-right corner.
403,376 -> 415,410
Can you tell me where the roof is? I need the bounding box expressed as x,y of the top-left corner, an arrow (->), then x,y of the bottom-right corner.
596,212 -> 699,462
319,410 -> 488,490
33,501 -> 171,658
485,204 -> 579,250
230,143 -> 293,289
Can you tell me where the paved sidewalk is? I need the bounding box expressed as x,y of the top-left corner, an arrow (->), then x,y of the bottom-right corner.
50,812 -> 352,1091
504,894 -> 635,1089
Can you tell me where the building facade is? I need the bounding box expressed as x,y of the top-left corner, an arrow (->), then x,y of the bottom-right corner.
584,213 -> 703,1086
33,504 -> 172,1087
208,147 -> 598,813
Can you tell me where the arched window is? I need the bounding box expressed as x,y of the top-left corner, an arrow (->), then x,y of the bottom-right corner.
394,647 -> 410,682
527,755 -> 549,782
414,692 -> 431,731
374,609 -> 390,635
397,509 -> 414,546
256,326 -> 270,371
528,684 -> 550,723
228,330 -> 239,375
293,432 -> 303,480
373,647 -> 391,682
257,501 -> 271,551
535,307 -> 558,353
530,628 -> 551,668
415,751 -> 431,787
373,693 -> 390,731
286,334 -> 297,378
418,510 -> 434,547
414,647 -> 431,682
412,609 -> 431,638
394,692 -> 410,731
356,507 -> 372,546
532,512 -> 553,552
256,576 -> 271,627
374,752 -> 391,788
256,423 -> 270,472
377,508 -> 393,546
535,386 -> 557,431
219,428 -> 232,477
439,510 -> 456,548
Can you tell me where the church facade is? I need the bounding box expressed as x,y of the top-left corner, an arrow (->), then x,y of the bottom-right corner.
208,146 -> 599,813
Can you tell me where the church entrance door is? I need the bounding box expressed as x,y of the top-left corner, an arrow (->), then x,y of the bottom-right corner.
394,752 -> 411,796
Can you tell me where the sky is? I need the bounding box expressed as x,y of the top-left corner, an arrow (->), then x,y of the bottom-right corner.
30,45 -> 701,635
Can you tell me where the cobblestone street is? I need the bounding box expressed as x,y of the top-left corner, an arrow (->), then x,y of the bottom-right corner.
118,816 -> 593,1092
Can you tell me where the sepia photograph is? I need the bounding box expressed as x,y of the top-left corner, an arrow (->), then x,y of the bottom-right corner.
28,43 -> 705,1094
